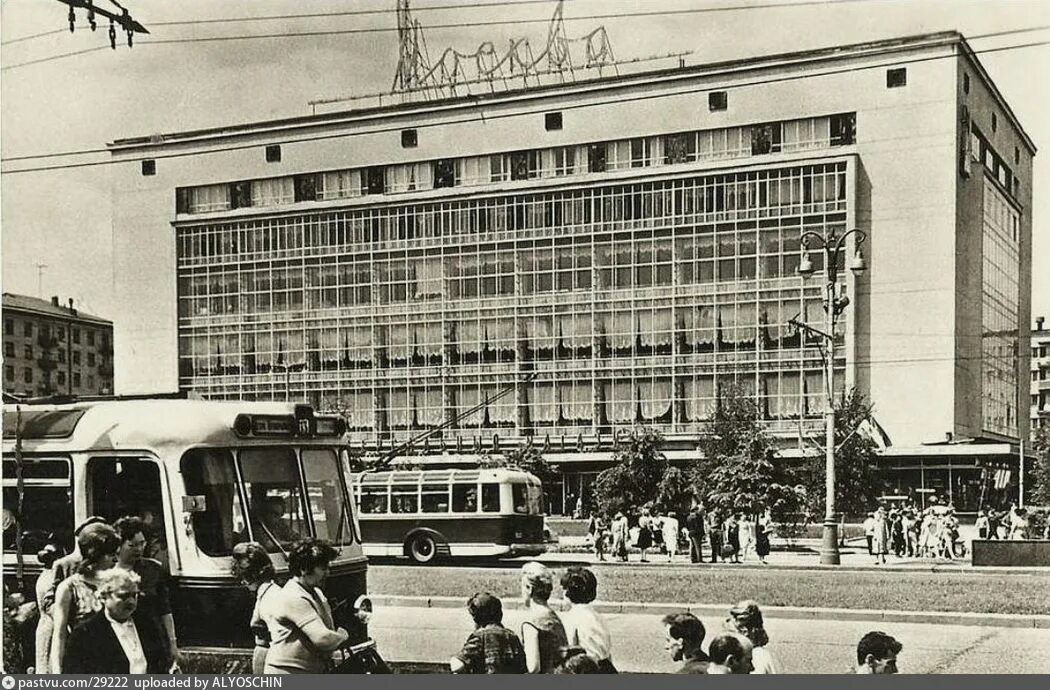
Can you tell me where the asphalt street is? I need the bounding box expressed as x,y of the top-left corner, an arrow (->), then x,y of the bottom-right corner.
371,604 -> 1050,673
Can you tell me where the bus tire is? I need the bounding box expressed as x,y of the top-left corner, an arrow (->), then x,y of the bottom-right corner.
407,533 -> 440,564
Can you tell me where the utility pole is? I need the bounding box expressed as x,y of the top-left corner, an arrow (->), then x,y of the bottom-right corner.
54,0 -> 149,49
790,227 -> 867,565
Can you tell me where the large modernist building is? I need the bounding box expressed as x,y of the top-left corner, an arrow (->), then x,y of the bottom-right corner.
2,293 -> 114,399
108,32 -> 1033,514
1033,317 -> 1050,436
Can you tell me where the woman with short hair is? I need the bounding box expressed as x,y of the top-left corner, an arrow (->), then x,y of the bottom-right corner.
726,600 -> 779,674
50,523 -> 121,674
519,562 -> 567,673
559,566 -> 616,673
231,542 -> 282,675
263,539 -> 349,674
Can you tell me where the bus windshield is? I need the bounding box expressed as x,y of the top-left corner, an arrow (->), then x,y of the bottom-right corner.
511,483 -> 544,515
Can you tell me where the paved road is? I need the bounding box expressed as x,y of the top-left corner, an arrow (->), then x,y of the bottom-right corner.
371,604 -> 1050,673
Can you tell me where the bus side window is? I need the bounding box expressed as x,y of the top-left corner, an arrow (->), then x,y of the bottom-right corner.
480,483 -> 500,513
181,449 -> 247,556
452,485 -> 477,513
421,484 -> 449,513
361,486 -> 388,514
390,486 -> 418,514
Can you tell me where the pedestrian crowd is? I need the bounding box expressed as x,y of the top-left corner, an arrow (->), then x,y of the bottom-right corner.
588,504 -> 774,564
448,562 -> 903,674
3,514 -> 179,674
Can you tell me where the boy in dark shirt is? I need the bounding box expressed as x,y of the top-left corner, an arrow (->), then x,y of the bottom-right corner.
450,592 -> 526,674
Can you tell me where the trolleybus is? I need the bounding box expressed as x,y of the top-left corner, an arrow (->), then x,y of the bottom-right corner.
351,467 -> 546,563
2,397 -> 380,672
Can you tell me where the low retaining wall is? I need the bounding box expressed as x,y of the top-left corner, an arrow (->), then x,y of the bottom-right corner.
972,539 -> 1050,567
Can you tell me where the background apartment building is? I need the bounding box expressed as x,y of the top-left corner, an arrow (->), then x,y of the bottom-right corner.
2,293 -> 114,399
1033,317 -> 1050,436
108,32 -> 1033,514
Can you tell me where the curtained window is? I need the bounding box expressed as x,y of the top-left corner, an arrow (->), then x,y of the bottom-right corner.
602,381 -> 634,423
684,376 -> 716,421
531,383 -> 557,425
347,392 -> 374,430
804,371 -> 825,416
556,313 -> 591,355
341,327 -> 372,367
388,389 -> 411,429
638,309 -> 673,353
320,170 -> 362,200
523,316 -> 555,360
188,184 -> 231,213
638,379 -> 672,422
387,324 -> 412,365
459,387 -> 483,428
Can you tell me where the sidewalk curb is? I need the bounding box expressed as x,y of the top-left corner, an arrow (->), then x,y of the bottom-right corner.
372,594 -> 1050,629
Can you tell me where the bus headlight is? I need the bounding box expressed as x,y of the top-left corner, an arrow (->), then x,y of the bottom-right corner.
353,595 -> 373,625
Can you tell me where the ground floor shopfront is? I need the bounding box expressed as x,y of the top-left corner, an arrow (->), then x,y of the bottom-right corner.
387,442 -> 1028,517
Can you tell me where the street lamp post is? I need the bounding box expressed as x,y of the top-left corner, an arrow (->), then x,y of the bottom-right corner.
796,228 -> 867,565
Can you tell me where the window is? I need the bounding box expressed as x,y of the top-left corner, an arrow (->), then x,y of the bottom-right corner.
265,145 -> 282,163
544,112 -> 563,131
231,181 -> 253,209
141,160 -> 156,176
390,484 -> 418,513
24,368 -> 32,384
481,483 -> 500,512
3,481 -> 74,555
86,375 -> 95,389
401,129 -> 418,148
72,328 -> 80,344
434,159 -> 456,188
709,91 -> 728,111
87,352 -> 96,367
830,113 -> 856,146
587,144 -> 607,172
452,484 -> 478,513
4,319 -> 12,335
992,113 -> 998,132
73,351 -> 81,365
4,343 -> 12,357
56,371 -> 65,386
510,151 -> 540,180
421,484 -> 449,513
359,485 -> 388,514
57,349 -> 65,363
4,366 -> 12,382
963,72 -> 970,94
180,449 -> 248,556
364,167 -> 385,195
24,345 -> 32,360
294,174 -> 319,202
240,447 -> 310,552
72,372 -> 80,387
886,68 -> 907,88
59,329 -> 66,342
24,322 -> 32,337
302,449 -> 354,544
87,330 -> 95,346
751,123 -> 782,155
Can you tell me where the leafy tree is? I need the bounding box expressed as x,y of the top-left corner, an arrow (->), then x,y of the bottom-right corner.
692,384 -> 801,519
656,466 -> 694,518
1029,425 -> 1050,507
593,427 -> 668,517
796,388 -> 885,520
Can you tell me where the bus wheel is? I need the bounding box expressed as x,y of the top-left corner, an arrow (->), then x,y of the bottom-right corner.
408,534 -> 439,564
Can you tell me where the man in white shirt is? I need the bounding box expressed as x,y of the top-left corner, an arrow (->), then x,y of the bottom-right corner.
63,568 -> 169,674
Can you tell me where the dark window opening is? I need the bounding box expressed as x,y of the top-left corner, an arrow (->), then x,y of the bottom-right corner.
401,129 -> 418,148
365,167 -> 385,195
175,188 -> 191,214
709,91 -> 728,111
231,181 -> 252,209
963,72 -> 970,94
750,123 -> 781,155
141,159 -> 156,176
293,174 -> 319,202
434,159 -> 456,188
830,113 -> 856,146
992,113 -> 998,132
588,144 -> 607,172
265,145 -> 282,163
510,151 -> 539,180
886,68 -> 907,88
544,112 -> 563,131
1015,147 -> 1020,165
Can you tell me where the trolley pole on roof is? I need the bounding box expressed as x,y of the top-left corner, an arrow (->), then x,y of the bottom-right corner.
372,372 -> 536,471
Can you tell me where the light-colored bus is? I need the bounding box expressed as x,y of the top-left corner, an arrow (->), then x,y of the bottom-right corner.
351,468 -> 546,563
2,398 -> 378,672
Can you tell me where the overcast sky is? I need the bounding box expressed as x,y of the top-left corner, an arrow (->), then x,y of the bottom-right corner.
2,0 -> 1047,334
